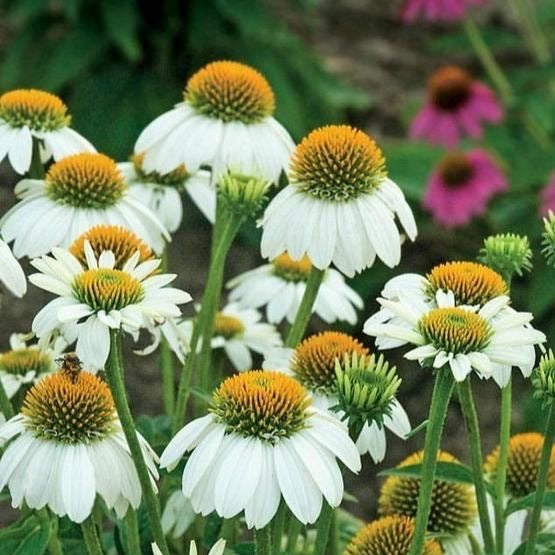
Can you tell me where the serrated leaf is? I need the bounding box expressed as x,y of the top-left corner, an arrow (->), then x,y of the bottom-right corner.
505,490 -> 555,516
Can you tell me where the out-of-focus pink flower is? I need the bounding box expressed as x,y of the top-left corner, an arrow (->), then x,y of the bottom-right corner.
410,66 -> 503,148
540,173 -> 555,216
423,149 -> 507,227
402,0 -> 486,23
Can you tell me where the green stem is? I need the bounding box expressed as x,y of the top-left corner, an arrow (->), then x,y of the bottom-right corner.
325,510 -> 338,555
255,525 -> 272,555
29,138 -> 45,179
285,517 -> 301,554
0,379 -> 14,419
524,403 -> 555,555
43,513 -> 63,555
312,503 -> 334,555
173,205 -> 243,430
457,379 -> 495,553
160,248 -> 175,416
81,516 -> 104,555
285,267 -> 325,348
463,17 -> 513,104
409,370 -> 455,555
122,508 -> 142,555
511,0 -> 551,64
494,380 -> 512,554
271,503 -> 286,555
105,330 -> 169,555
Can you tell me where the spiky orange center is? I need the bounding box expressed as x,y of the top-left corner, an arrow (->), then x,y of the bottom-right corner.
69,225 -> 153,269
0,89 -> 70,130
185,60 -> 275,123
272,253 -> 313,282
426,261 -> 508,306
46,153 -> 127,208
210,370 -> 310,441
0,348 -> 51,376
213,313 -> 245,339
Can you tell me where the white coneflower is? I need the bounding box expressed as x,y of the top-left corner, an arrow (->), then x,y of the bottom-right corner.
0,153 -> 169,258
364,292 -> 545,383
120,153 -> 215,232
227,253 -> 363,325
0,360 -> 158,522
263,332 -> 410,463
180,303 -> 282,371
135,61 -> 294,182
260,125 -> 417,277
0,89 -> 95,174
0,333 -> 62,401
160,370 -> 361,528
0,239 -> 26,297
28,244 -> 191,371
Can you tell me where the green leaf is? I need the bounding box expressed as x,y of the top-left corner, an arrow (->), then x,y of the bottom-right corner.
505,490 -> 555,516
378,461 -> 475,486
405,419 -> 429,439
100,0 -> 142,61
512,533 -> 555,554
0,516 -> 52,555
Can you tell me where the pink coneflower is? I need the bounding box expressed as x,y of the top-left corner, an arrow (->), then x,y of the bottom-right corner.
410,66 -> 503,147
402,0 -> 486,23
540,173 -> 555,216
423,150 -> 507,227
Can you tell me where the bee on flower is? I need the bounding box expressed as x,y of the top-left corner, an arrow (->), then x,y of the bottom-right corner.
0,89 -> 95,174
160,370 -> 361,528
0,358 -> 158,522
0,153 -> 169,258
260,125 -> 417,277
28,239 -> 192,371
135,60 -> 294,183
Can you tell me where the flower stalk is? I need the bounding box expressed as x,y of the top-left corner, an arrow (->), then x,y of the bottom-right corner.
285,267 -> 325,347
29,137 -> 45,179
494,380 -> 512,553
105,329 -> 169,555
408,369 -> 455,555
312,503 -> 335,555
255,524 -> 272,555
457,378 -> 495,553
524,403 -> 555,555
81,515 -> 104,555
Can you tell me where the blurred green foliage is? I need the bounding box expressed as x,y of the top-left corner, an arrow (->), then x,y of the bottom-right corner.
0,0 -> 368,159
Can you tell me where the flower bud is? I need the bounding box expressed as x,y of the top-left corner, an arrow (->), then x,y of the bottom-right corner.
532,350 -> 555,405
478,233 -> 532,281
217,171 -> 271,216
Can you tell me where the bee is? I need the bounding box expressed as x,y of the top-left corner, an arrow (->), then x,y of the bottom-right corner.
56,353 -> 82,382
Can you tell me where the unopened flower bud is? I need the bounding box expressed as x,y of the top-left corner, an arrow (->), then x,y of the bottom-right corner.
478,233 -> 532,281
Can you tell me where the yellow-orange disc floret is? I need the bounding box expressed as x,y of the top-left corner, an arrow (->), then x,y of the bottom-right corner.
22,368 -> 116,443
132,152 -> 190,188
210,370 -> 310,442
185,61 -> 275,124
426,261 -> 508,306
292,331 -> 369,394
484,433 -> 555,498
272,253 -> 313,282
378,451 -> 477,537
213,312 -> 245,339
0,89 -> 70,131
418,307 -> 492,355
0,348 -> 51,376
72,268 -> 144,312
69,225 -> 153,270
429,66 -> 473,111
45,153 -> 127,208
289,125 -> 387,201
345,515 -> 443,555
